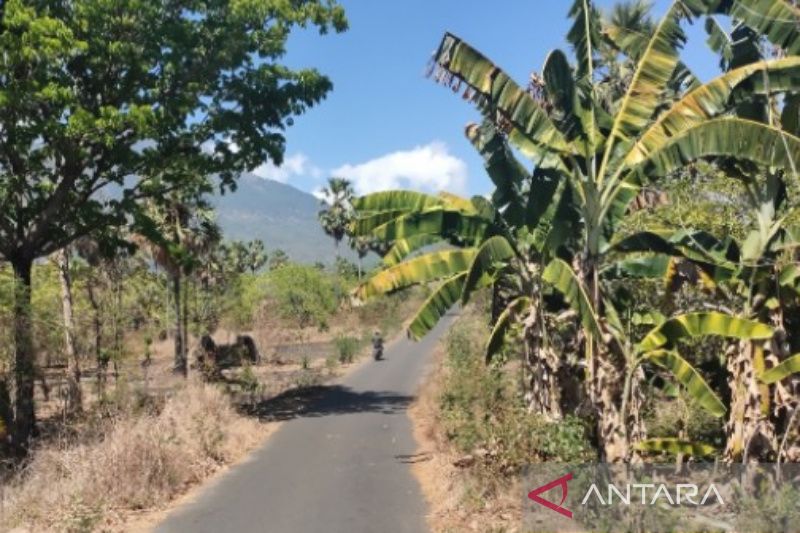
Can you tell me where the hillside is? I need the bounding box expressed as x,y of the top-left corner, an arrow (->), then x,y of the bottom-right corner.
213,174 -> 354,264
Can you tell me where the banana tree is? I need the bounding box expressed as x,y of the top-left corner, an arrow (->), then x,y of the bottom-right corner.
428,0 -> 800,460
351,120 -> 582,417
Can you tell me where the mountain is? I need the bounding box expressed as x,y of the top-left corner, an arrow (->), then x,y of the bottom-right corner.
213,174 -> 350,264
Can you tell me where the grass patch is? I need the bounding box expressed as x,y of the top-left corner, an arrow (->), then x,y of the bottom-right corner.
1,383 -> 265,532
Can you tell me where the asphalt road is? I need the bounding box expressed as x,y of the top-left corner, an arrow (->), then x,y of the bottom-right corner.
156,312 -> 456,533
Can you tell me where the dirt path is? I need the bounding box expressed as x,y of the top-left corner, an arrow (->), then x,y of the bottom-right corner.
154,313 -> 457,533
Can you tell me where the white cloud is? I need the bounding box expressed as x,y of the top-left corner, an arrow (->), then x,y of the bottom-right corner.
310,186 -> 327,201
252,153 -> 322,183
332,142 -> 468,195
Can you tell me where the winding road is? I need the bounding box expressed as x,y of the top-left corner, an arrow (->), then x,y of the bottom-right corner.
156,313 -> 456,533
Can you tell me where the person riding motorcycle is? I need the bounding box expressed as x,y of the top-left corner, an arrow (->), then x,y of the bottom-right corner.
372,330 -> 384,361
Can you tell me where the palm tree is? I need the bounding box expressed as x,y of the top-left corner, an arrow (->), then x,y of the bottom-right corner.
143,193 -> 221,377
349,235 -> 372,280
318,177 -> 355,260
246,240 -> 268,274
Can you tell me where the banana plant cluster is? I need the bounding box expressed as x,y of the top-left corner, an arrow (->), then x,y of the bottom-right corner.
352,0 -> 800,462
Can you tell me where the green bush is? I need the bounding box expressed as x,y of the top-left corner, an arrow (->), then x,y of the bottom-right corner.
439,310 -> 595,478
266,264 -> 337,329
334,334 -> 359,364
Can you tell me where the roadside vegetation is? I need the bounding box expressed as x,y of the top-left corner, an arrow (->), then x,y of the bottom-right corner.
351,2 -> 800,524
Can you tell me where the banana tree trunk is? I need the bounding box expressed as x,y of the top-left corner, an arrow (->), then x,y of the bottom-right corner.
522,304 -> 562,418
579,254 -> 640,462
725,341 -> 778,461
57,248 -> 81,414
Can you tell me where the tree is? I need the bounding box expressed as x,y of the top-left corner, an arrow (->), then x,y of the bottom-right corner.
356,0 -> 800,460
269,249 -> 290,270
0,0 -> 346,452
318,177 -> 355,258
349,235 -> 372,280
144,192 -> 221,377
246,240 -> 269,274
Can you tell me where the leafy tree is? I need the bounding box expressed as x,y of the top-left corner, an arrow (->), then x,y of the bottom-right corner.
0,0 -> 346,452
268,264 -> 336,329
246,240 -> 269,274
318,177 -> 355,258
269,249 -> 290,270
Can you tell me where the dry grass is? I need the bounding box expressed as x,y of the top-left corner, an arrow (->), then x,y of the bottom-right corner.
1,382 -> 266,532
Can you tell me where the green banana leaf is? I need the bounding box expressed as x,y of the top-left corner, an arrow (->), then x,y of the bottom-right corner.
356,249 -> 476,300
485,297 -> 531,363
383,234 -> 442,267
466,120 -> 527,214
542,258 -> 601,338
352,190 -> 445,213
371,209 -> 489,244
461,236 -> 515,304
602,1 -> 686,161
432,32 -> 571,156
639,312 -> 773,352
627,57 -> 800,166
708,0 -> 800,55
567,0 -> 602,79
407,273 -> 466,341
643,349 -> 726,417
637,117 -> 800,180
759,353 -> 800,384
635,438 -> 717,457
353,210 -> 409,236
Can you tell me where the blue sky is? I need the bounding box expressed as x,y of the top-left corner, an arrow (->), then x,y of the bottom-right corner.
252,1 -> 724,199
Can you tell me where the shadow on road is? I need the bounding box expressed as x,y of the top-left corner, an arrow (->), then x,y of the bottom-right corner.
239,385 -> 413,422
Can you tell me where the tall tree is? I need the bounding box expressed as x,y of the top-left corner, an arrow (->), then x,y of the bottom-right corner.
318,177 -> 355,259
0,0 -> 346,453
144,192 -> 220,377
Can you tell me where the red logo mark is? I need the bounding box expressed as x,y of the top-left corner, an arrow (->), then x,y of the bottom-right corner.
528,472 -> 573,519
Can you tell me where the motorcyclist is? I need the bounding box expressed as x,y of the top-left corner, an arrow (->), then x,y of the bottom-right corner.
372,330 -> 384,361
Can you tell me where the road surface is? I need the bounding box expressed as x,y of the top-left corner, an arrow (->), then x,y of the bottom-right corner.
156,313 -> 456,533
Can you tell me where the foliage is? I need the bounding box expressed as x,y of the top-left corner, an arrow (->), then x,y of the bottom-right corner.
266,264 -> 338,329
439,312 -> 595,476
334,335 -> 360,364
352,0 -> 800,462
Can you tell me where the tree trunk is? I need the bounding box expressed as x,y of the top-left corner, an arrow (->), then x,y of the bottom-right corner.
85,280 -> 105,390
522,303 -> 563,418
57,248 -> 82,414
724,342 -> 778,461
0,375 -> 12,452
357,255 -> 363,281
580,254 -> 637,462
11,256 -> 36,455
182,276 -> 190,368
172,273 -> 186,376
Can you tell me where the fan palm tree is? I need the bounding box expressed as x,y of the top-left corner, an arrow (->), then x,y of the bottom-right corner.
318,177 -> 355,260
142,193 -> 221,376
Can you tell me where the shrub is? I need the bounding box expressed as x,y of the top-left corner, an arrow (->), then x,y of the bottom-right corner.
334,334 -> 359,364
266,264 -> 337,329
439,309 -> 594,478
